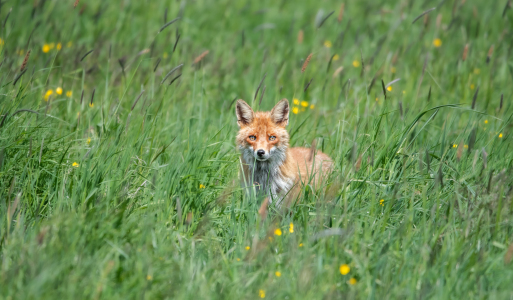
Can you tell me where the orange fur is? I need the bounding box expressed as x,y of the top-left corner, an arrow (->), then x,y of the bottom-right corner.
235,99 -> 332,208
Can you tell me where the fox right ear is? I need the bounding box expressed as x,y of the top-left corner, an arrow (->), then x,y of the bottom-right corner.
270,98 -> 289,127
236,99 -> 254,127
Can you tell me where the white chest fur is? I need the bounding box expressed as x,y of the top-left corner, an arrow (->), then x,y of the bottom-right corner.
240,146 -> 294,205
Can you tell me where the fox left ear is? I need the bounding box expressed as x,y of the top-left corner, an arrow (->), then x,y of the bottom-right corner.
270,98 -> 289,127
236,99 -> 254,127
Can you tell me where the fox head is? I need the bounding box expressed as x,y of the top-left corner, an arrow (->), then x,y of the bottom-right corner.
236,99 -> 290,163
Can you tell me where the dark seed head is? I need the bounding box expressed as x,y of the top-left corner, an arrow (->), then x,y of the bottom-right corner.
154,58 -> 161,72
468,127 -> 477,153
90,88 -> 95,105
471,87 -> 479,109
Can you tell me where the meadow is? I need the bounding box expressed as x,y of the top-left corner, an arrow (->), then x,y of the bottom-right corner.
1,0 -> 513,298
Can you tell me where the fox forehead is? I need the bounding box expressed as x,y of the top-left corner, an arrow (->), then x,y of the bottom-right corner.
236,112 -> 289,145
238,113 -> 283,135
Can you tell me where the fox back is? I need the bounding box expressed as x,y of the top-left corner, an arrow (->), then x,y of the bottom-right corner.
236,99 -> 332,206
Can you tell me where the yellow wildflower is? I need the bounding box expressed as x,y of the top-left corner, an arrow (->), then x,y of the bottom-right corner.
484,120 -> 488,124
352,60 -> 360,68
236,258 -> 240,261
275,271 -> 281,277
379,199 -> 384,207
499,133 -> 503,138
464,145 -> 468,148
292,107 -> 299,114
387,86 -> 392,92
339,264 -> 350,275
259,290 -> 265,298
72,162 -> 79,167
375,98 -> 379,101
293,98 -> 300,105
453,144 -> 457,148
199,184 -> 205,189
349,277 -> 357,285
56,87 -> 63,95
274,228 -> 282,236
299,243 -> 303,247
42,44 -> 50,53
146,275 -> 153,281
89,102 -> 94,108
56,43 -> 62,51
310,104 -> 315,109
470,84 -> 475,90
44,89 -> 53,101
324,40 -> 332,48
245,246 -> 250,250
301,101 -> 309,107
87,138 -> 91,145
433,38 -> 442,47
66,91 -> 72,97
289,222 -> 294,233
333,54 -> 339,61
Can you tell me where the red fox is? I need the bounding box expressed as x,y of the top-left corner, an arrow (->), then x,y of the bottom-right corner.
236,98 -> 333,208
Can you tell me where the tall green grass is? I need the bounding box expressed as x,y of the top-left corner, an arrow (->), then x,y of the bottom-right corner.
1,0 -> 512,298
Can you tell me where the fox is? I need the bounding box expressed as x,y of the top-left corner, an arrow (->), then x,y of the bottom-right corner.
236,98 -> 333,208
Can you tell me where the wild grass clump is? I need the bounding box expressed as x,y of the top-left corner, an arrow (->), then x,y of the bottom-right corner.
0,0 -> 512,299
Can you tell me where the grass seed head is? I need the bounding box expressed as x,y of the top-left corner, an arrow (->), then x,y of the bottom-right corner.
302,53 -> 312,73
193,50 -> 209,65
471,87 -> 479,109
481,148 -> 488,169
468,128 -> 476,154
462,44 -> 469,61
90,88 -> 95,105
332,66 -> 343,78
154,58 -> 161,72
457,141 -> 463,161
338,3 -> 344,23
487,45 -> 494,63
505,243 -> 513,264
20,50 -> 30,71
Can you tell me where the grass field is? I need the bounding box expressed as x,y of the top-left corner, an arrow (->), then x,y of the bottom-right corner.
1,0 -> 513,298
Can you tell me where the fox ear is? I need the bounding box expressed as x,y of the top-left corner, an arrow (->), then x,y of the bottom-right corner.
270,98 -> 289,126
236,99 -> 254,127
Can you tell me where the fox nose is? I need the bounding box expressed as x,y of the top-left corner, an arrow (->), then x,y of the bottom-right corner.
257,149 -> 265,157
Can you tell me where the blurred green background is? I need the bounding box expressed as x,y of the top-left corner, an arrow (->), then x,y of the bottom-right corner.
0,0 -> 512,298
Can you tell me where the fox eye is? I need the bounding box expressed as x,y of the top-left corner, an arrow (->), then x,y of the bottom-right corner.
248,135 -> 256,141
269,136 -> 276,141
